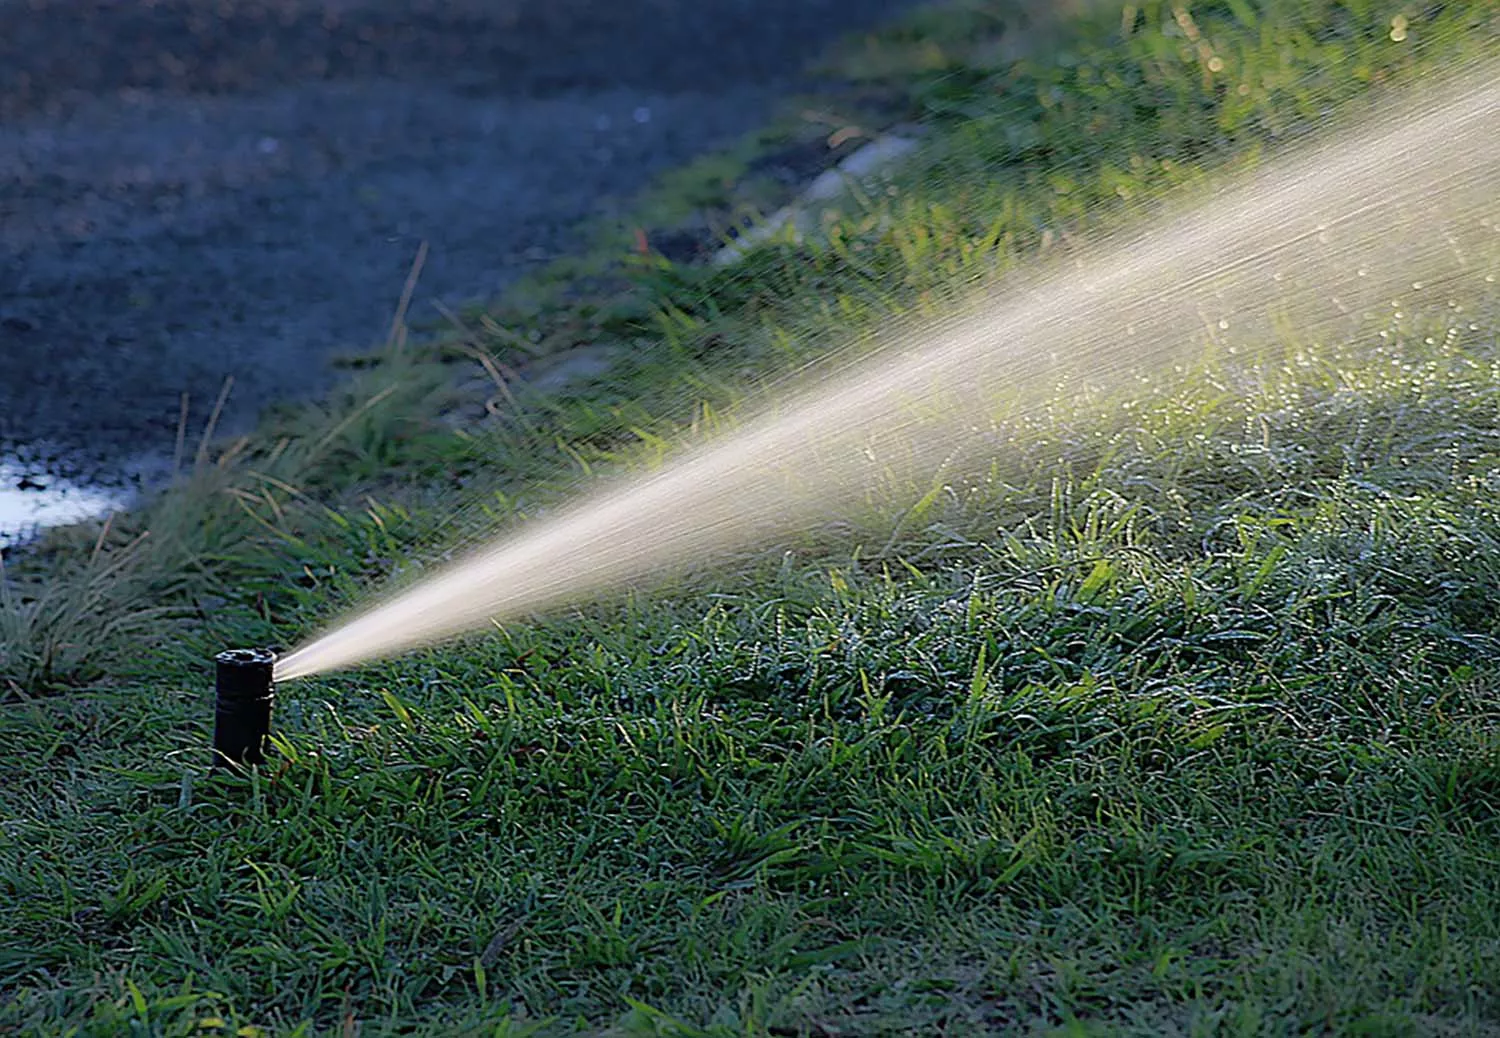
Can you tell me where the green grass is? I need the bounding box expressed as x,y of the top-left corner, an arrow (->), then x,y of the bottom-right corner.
4,0 -> 1500,1034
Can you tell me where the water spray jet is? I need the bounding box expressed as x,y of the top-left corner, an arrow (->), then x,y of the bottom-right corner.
212,647 -> 277,773
273,66 -> 1500,683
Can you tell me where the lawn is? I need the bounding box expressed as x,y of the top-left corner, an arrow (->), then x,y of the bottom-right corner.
3,1 -> 1499,1034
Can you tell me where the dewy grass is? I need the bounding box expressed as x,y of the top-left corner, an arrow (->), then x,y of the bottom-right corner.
8,323 -> 1500,1037
3,0 -> 1500,1034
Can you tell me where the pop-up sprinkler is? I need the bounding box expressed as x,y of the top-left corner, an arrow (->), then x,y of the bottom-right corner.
212,648 -> 277,772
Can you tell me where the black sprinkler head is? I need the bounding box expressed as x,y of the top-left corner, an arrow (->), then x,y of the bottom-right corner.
213,648 -> 277,772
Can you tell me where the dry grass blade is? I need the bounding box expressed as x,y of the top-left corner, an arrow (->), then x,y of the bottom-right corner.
387,239 -> 430,354
194,376 -> 236,471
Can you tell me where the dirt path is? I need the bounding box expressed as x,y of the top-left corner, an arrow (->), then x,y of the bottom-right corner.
0,0 -> 918,532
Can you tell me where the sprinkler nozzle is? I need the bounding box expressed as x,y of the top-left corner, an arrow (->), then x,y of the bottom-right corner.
213,648 -> 277,772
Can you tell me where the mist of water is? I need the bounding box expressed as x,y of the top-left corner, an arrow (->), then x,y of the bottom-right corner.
275,68 -> 1500,682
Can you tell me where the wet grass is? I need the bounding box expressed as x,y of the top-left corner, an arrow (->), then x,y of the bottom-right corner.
3,0 -> 1500,1034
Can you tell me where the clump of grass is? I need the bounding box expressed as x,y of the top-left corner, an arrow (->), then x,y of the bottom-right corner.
0,352 -> 459,694
0,520 -> 172,691
2,0 -> 1498,1034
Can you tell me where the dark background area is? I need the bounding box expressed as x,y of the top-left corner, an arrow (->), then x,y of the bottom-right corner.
0,0 -> 920,485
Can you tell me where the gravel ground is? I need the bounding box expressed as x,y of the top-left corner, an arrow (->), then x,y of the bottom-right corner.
0,0 -> 919,538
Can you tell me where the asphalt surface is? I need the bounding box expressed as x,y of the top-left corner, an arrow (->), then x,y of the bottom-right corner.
0,0 -> 919,528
